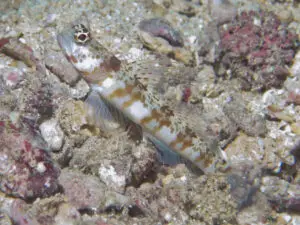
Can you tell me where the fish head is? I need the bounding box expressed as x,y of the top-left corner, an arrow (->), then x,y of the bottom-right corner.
57,22 -> 121,83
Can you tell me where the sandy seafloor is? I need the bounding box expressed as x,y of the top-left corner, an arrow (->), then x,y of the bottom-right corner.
0,0 -> 300,224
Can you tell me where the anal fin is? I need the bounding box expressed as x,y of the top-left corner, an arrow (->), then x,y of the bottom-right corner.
145,133 -> 203,174
144,133 -> 183,166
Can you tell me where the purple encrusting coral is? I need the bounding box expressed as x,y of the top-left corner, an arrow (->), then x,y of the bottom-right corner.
219,10 -> 298,91
0,120 -> 60,200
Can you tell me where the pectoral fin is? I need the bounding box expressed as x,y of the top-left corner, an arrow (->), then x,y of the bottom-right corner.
84,91 -> 124,132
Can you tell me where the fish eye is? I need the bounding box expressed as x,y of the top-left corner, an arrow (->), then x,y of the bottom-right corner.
73,24 -> 91,44
78,33 -> 87,41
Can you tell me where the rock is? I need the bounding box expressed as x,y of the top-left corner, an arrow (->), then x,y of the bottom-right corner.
17,71 -> 55,119
8,199 -> 40,225
130,143 -> 156,185
236,192 -> 271,225
69,135 -> 156,193
225,131 -> 295,171
58,100 -> 96,145
0,120 -> 60,200
68,79 -> 90,99
39,118 -> 64,151
276,9 -> 293,23
170,0 -> 197,17
58,169 -> 106,210
54,203 -> 81,225
98,164 -> 127,193
80,137 -> 132,193
150,0 -> 197,17
209,0 -> 237,25
260,176 -> 300,212
223,95 -> 267,137
290,50 -> 300,78
292,7 -> 300,23
8,194 -> 79,225
126,165 -> 253,224
0,0 -> 22,11
0,212 -> 13,225
59,169 -> 133,214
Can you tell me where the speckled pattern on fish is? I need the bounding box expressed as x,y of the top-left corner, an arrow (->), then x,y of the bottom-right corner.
57,18 -> 229,174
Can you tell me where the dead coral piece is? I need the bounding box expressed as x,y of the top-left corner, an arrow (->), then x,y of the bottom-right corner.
45,51 -> 80,86
138,18 -> 194,66
139,18 -> 184,47
0,38 -> 39,68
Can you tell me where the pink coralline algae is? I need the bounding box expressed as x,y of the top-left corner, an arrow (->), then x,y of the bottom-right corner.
1,67 -> 24,89
219,10 -> 298,91
0,120 -> 60,200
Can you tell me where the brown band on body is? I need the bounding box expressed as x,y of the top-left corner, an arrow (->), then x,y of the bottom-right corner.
69,54 -> 78,63
181,138 -> 193,151
140,115 -> 155,126
108,88 -> 128,99
122,92 -> 143,108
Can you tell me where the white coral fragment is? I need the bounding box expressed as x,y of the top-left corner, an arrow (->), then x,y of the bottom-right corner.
39,118 -> 64,151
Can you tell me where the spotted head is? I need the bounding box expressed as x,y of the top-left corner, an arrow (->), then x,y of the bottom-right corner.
57,22 -> 95,70
57,21 -> 121,83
